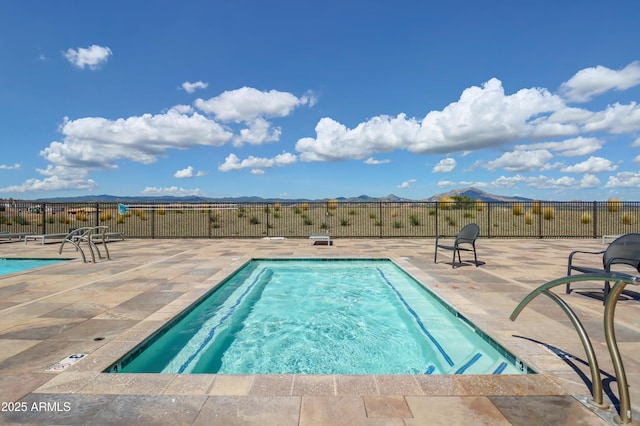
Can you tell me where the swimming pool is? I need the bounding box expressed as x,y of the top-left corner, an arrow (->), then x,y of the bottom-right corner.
0,258 -> 68,275
109,259 -> 532,375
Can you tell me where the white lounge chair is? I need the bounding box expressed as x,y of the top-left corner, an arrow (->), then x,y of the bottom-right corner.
24,233 -> 69,245
309,233 -> 331,246
0,232 -> 35,242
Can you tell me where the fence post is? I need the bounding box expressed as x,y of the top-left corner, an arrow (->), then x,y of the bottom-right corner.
151,209 -> 156,239
538,202 -> 543,239
41,202 -> 47,235
486,202 -> 491,239
434,202 -> 439,237
378,201 -> 382,238
593,201 -> 598,239
95,203 -> 100,227
266,203 -> 270,237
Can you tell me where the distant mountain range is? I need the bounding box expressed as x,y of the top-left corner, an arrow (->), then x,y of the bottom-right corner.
31,187 -> 534,203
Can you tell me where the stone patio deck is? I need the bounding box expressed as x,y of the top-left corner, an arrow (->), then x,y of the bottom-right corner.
1,237 -> 639,425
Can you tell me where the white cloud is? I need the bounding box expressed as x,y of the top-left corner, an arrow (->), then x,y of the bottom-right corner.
605,172 -> 640,188
182,81 -> 208,94
560,156 -> 617,173
632,137 -> 640,147
0,165 -> 97,193
582,102 -> 640,134
0,163 -> 21,170
234,118 -> 282,146
560,61 -> 640,102
432,158 -> 456,173
42,110 -> 233,170
579,174 -> 601,188
516,137 -> 603,157
364,157 -> 391,165
296,78 -> 566,162
142,186 -> 202,196
485,150 -> 553,172
218,152 -> 298,172
397,179 -> 416,189
63,45 -> 112,70
174,166 -> 194,178
195,87 -> 312,122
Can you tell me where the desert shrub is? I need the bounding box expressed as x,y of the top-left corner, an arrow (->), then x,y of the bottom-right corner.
607,197 -> 622,213
320,222 -> 329,230
76,212 -> 89,221
13,215 -> 30,225
116,216 -> 125,224
542,207 -> 554,220
59,216 -> 70,224
301,202 -> 309,211
622,212 -> 634,225
439,196 -> 454,210
525,213 -> 532,225
409,214 -> 422,226
532,201 -> 541,215
293,207 -> 302,215
463,212 -> 474,219
474,201 -> 486,212
327,199 -> 338,210
237,208 -> 246,218
250,216 -> 261,225
99,212 -> 112,222
273,212 -> 281,219
273,202 -> 281,212
348,209 -> 357,216
340,218 -> 350,226
392,220 -> 403,228
47,216 -> 56,224
157,209 -> 166,215
512,203 -> 524,216
303,217 -> 313,226
581,213 -> 592,224
445,216 -> 456,226
428,208 -> 436,216
369,213 -> 377,219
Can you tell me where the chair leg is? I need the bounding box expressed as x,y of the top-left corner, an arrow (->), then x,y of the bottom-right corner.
472,244 -> 478,267
603,281 -> 610,305
434,246 -> 438,264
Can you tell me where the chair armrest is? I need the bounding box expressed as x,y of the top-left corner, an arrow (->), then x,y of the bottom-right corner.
568,249 -> 605,271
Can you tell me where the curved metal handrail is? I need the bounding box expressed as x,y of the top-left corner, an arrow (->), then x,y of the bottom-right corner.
510,272 -> 640,424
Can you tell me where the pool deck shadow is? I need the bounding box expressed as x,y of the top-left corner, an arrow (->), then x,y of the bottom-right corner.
0,238 -> 638,425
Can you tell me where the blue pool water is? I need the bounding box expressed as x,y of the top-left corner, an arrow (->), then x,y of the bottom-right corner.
0,258 -> 68,275
110,259 -> 531,375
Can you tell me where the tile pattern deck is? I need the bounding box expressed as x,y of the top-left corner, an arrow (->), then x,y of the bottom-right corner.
1,238 -> 639,424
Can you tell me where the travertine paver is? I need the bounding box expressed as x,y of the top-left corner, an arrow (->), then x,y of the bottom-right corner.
0,238 -> 638,424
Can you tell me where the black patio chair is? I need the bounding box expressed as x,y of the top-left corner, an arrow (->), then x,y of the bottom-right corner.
434,223 -> 480,268
566,233 -> 640,302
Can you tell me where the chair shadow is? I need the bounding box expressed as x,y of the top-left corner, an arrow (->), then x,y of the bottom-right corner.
513,335 -> 620,412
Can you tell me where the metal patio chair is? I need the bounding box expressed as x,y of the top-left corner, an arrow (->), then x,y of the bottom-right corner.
434,223 -> 480,268
566,233 -> 640,302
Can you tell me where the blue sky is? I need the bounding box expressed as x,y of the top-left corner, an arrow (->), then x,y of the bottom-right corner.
2,1 -> 640,201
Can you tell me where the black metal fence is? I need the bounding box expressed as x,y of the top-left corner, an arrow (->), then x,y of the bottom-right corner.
1,200 -> 639,239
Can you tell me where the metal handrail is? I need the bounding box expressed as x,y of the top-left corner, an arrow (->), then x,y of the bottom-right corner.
510,272 -> 640,424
